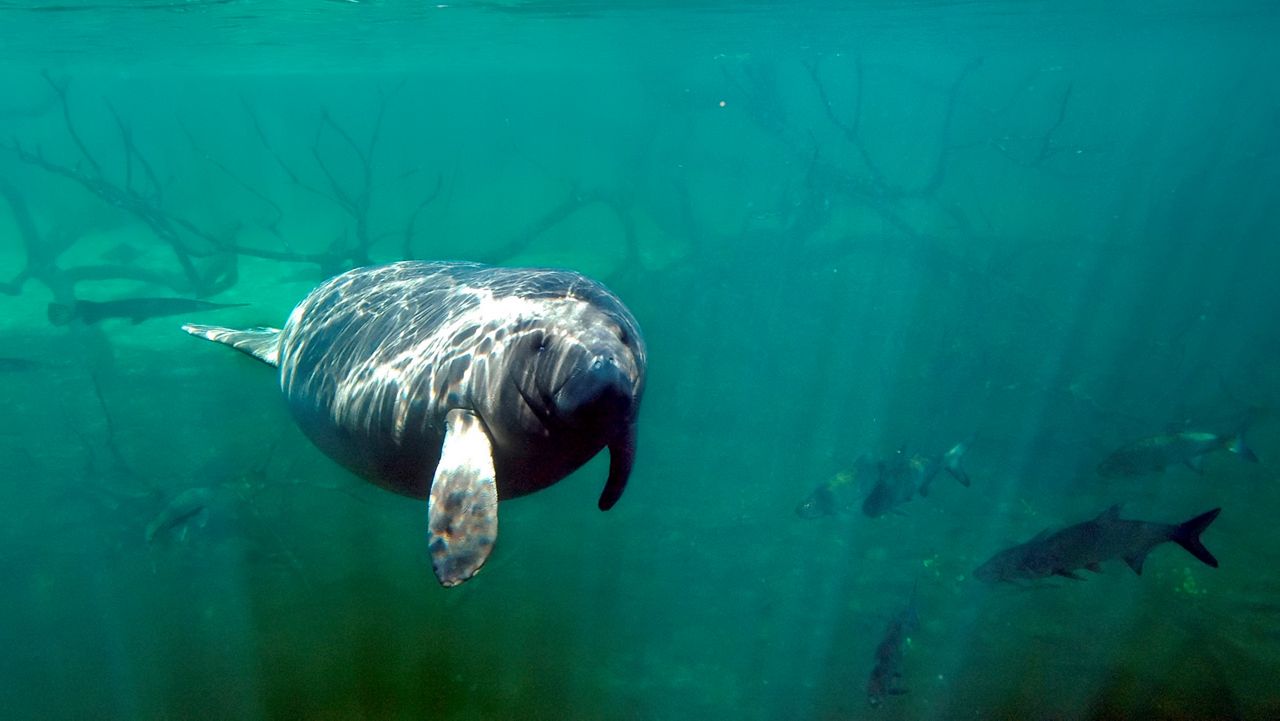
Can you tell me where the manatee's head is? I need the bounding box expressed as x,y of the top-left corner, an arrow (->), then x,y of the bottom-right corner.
509,298 -> 646,510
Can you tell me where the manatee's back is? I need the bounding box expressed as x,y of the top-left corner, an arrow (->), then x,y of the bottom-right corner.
277,262 -> 489,496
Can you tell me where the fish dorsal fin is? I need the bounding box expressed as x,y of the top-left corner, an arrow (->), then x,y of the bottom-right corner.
182,324 -> 282,367
1097,504 -> 1123,522
1085,562 -> 1103,573
1055,569 -> 1086,581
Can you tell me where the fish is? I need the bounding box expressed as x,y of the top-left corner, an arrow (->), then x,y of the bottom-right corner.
1097,430 -> 1258,477
867,586 -> 919,708
795,456 -> 876,519
145,487 -> 217,543
918,441 -> 972,497
100,242 -> 143,265
47,298 -> 248,326
0,356 -> 46,372
974,505 -> 1221,583
862,441 -> 970,518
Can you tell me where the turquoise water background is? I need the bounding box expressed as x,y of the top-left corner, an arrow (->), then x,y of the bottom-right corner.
1,1 -> 1279,719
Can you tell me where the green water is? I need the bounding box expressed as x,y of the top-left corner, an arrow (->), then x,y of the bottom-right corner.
1,1 -> 1278,719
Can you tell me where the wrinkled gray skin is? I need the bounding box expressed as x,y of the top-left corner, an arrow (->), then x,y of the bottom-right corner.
184,261 -> 646,586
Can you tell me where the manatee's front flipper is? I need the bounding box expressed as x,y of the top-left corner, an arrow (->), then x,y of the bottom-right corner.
428,409 -> 499,587
599,423 -> 636,511
181,324 -> 282,366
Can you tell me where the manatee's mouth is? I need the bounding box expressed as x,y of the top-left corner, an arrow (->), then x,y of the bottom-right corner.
512,355 -> 619,432
552,355 -> 631,428
512,352 -> 638,512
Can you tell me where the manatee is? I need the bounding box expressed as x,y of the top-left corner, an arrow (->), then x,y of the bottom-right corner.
183,261 -> 646,586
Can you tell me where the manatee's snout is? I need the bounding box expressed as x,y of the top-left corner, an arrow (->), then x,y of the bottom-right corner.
554,354 -> 633,428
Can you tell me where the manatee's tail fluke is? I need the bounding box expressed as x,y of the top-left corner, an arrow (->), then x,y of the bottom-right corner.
1170,507 -> 1222,569
182,324 -> 282,367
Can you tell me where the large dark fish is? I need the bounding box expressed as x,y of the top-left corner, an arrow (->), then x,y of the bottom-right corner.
862,442 -> 970,518
867,586 -> 919,708
1097,430 -> 1257,477
795,455 -> 876,519
48,298 -> 248,326
974,505 -> 1221,583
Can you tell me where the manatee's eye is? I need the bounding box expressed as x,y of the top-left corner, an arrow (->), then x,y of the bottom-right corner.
531,332 -> 549,353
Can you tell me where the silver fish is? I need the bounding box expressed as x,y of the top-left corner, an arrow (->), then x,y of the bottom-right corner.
48,298 -> 248,326
862,442 -> 970,518
795,456 -> 876,519
1097,430 -> 1257,477
975,505 -> 1221,583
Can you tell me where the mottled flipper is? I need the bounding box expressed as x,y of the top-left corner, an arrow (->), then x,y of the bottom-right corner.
428,409 -> 498,587
182,324 -> 281,367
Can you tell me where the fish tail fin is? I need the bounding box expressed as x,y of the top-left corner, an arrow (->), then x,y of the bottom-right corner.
943,440 -> 971,487
1170,507 -> 1222,568
1226,435 -> 1258,464
182,324 -> 282,367
1227,408 -> 1262,463
47,302 -> 76,326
